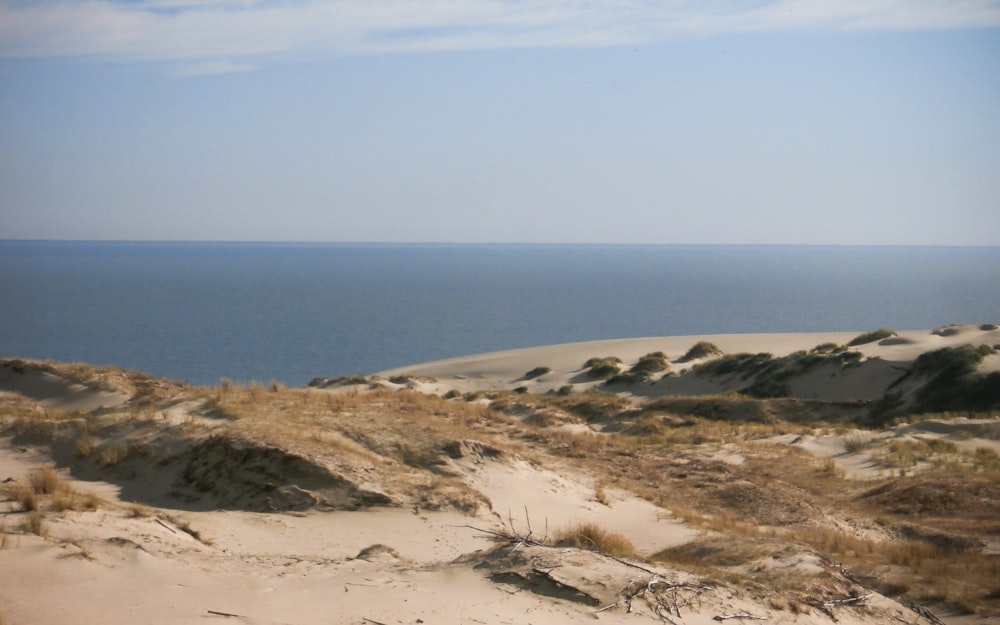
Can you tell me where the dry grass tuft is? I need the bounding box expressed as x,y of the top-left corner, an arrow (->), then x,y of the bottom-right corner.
843,433 -> 873,453
552,522 -> 636,557
127,502 -> 153,518
51,489 -> 101,513
75,435 -> 95,459
22,512 -> 47,537
11,481 -> 38,511
29,467 -> 62,495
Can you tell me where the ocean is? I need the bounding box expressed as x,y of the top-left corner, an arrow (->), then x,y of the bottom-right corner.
1,241 -> 997,387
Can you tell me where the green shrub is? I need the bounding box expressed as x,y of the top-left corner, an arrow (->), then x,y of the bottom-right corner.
694,353 -> 774,378
891,345 -> 1000,413
679,341 -> 723,362
584,356 -> 622,369
838,351 -> 863,366
810,342 -> 845,354
848,328 -> 897,346
605,372 -> 648,386
631,352 -> 669,375
581,356 -> 620,380
523,367 -> 551,380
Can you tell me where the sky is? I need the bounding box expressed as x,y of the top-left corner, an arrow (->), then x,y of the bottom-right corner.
1,1 -> 999,245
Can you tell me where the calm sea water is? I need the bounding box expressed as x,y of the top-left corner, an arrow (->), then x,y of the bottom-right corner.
1,241 -> 997,386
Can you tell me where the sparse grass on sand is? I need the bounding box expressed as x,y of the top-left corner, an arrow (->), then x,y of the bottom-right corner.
552,522 -> 636,557
4,357 -> 1000,617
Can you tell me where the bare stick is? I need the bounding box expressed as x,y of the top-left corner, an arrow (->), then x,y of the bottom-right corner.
207,609 -> 242,618
713,612 -> 766,621
823,593 -> 873,607
155,518 -> 177,534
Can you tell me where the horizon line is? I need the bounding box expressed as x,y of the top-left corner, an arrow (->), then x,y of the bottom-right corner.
2,239 -> 999,249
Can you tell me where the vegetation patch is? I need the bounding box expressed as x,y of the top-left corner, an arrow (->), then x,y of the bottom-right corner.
582,357 -> 622,380
522,366 -> 551,380
887,345 -> 1000,414
552,522 -> 636,557
690,348 -> 863,399
679,341 -> 723,362
848,328 -> 897,346
606,352 -> 670,385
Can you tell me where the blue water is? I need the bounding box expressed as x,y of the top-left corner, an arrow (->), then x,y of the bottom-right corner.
1,241 -> 997,386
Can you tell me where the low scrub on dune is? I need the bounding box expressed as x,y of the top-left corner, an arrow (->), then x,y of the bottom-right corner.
606,352 -> 670,385
547,390 -> 632,423
690,349 -> 863,399
522,366 -> 551,380
678,341 -> 723,362
582,356 -> 622,380
884,344 -> 1000,415
848,328 -> 897,346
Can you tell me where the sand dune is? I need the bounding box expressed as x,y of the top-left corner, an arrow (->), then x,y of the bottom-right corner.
2,325 -> 999,625
376,324 -> 1000,402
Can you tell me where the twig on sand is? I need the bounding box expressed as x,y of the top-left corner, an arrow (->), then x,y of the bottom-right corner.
155,518 -> 177,534
597,576 -> 714,623
457,524 -> 545,546
362,618 -> 388,625
207,609 -> 243,618
573,534 -> 657,575
712,611 -> 766,621
823,593 -> 873,607
457,507 -> 549,550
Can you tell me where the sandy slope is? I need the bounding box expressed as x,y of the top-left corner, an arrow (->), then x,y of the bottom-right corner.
3,433 -> 916,625
3,325 -> 998,625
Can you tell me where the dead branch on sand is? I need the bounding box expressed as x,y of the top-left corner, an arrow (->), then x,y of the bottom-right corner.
458,507 -> 548,550
823,593 -> 873,607
597,576 -> 715,623
712,612 -> 766,621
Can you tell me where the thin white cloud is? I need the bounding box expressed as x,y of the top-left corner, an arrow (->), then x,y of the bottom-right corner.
171,58 -> 255,76
1,0 -> 998,67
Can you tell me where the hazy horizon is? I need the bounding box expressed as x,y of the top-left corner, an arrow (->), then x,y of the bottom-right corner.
2,1 -> 999,246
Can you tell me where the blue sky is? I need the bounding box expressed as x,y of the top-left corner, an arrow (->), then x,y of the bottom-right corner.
1,1 -> 999,245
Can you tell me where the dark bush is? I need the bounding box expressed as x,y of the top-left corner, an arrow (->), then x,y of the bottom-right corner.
848,328 -> 896,346
810,342 -> 844,354
584,357 -> 622,380
908,345 -> 996,411
523,366 -> 551,379
679,341 -> 722,362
